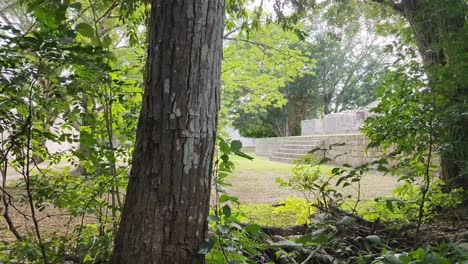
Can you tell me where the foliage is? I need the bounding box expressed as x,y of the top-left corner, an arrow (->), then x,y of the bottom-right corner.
362,180 -> 465,223
361,0 -> 468,190
375,243 -> 468,264
232,72 -> 321,137
304,2 -> 388,114
273,196 -> 314,225
204,137 -> 271,263
0,0 -> 142,262
230,1 -> 388,137
221,24 -> 311,125
237,204 -> 297,227
276,148 -> 370,212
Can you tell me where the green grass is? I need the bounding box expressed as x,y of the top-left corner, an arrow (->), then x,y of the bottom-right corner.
231,151 -> 334,175
230,153 -> 295,174
236,204 -> 297,227
223,148 -> 365,226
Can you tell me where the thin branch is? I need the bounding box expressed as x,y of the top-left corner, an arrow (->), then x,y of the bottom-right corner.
96,0 -> 120,23
22,77 -> 48,263
416,71 -> 436,237
224,37 -> 309,63
1,158 -> 24,240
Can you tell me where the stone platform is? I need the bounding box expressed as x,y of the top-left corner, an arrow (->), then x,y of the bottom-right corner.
255,134 -> 384,166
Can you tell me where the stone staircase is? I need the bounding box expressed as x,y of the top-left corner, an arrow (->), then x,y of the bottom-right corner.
270,139 -> 324,164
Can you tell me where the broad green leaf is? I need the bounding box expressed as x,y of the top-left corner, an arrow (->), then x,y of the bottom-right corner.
76,23 -> 95,38
219,140 -> 231,154
226,221 -> 242,230
34,8 -> 57,29
217,224 -> 230,234
365,235 -> 382,245
234,150 -> 254,160
207,215 -> 220,222
198,240 -> 214,254
103,34 -> 112,48
243,224 -> 261,234
222,204 -> 231,218
230,140 -> 242,152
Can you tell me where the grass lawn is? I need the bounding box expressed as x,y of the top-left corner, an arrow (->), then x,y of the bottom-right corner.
222,149 -> 399,226
230,150 -> 295,174
225,150 -> 332,204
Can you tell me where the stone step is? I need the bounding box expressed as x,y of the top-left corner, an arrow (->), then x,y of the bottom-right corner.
270,156 -> 298,164
280,140 -> 324,144
277,148 -> 311,154
281,144 -> 323,149
272,152 -> 304,159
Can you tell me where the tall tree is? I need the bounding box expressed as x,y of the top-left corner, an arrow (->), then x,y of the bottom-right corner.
371,0 -> 468,189
221,24 -> 310,122
305,2 -> 387,115
112,0 -> 225,263
231,74 -> 321,137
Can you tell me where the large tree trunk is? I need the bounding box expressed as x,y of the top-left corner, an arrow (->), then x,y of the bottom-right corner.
384,0 -> 468,189
112,0 -> 225,263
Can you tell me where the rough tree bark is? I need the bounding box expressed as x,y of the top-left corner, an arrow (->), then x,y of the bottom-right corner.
112,0 -> 225,263
373,0 -> 468,189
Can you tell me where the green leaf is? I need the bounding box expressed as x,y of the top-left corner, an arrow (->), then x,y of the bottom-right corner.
219,194 -> 239,204
83,254 -> 93,262
243,224 -> 261,234
227,221 -> 242,230
222,205 -> 231,218
102,34 -> 112,48
217,224 -> 230,234
230,140 -> 242,152
219,140 -> 231,154
198,240 -> 214,254
220,154 -> 229,163
365,235 -> 382,245
386,199 -> 394,213
331,167 -> 341,174
295,234 -> 314,245
234,150 -> 254,160
318,157 -> 331,165
207,215 -> 220,222
76,23 -> 95,38
219,194 -> 229,203
34,8 -> 57,29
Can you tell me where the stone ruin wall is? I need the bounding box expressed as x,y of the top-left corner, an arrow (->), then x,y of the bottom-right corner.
301,110 -> 371,136
255,109 -> 387,167
255,134 -> 385,167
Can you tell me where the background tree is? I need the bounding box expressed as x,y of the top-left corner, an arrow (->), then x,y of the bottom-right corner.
230,1 -> 388,137
221,24 -> 311,129
232,74 -> 321,137
366,0 -> 468,189
307,25 -> 385,114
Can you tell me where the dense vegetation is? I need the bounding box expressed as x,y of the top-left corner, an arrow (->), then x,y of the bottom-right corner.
0,0 -> 466,263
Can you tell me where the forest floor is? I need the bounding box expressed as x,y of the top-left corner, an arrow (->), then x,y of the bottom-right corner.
1,150 -> 467,263
1,149 -> 400,242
